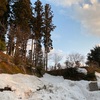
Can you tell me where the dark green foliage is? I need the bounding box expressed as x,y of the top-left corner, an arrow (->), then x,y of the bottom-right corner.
31,0 -> 44,67
47,68 -> 96,81
87,46 -> 100,67
7,25 -> 15,55
84,72 -> 96,81
12,0 -> 32,31
43,4 -> 55,51
43,4 -> 56,70
33,0 -> 44,41
7,0 -> 33,64
0,0 -> 7,21
63,68 -> 85,80
0,0 -> 7,41
0,39 -> 6,51
36,66 -> 45,77
63,68 -> 78,78
47,68 -> 85,80
0,0 -> 55,75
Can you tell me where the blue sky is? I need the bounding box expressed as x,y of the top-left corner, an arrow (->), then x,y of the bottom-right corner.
31,0 -> 100,59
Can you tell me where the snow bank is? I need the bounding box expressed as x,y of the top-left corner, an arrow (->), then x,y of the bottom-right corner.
95,72 -> 100,88
0,74 -> 44,100
0,73 -> 99,100
77,68 -> 87,75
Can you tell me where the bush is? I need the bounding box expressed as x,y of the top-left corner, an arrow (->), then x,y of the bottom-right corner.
63,68 -> 86,80
47,68 -> 86,80
0,40 -> 6,51
36,66 -> 45,77
47,68 -> 97,81
84,72 -> 96,81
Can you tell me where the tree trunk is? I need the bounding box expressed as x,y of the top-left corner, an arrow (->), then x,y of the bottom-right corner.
45,51 -> 48,71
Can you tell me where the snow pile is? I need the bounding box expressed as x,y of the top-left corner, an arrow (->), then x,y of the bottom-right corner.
0,73 -> 99,100
77,68 -> 87,75
0,74 -> 44,100
95,72 -> 100,88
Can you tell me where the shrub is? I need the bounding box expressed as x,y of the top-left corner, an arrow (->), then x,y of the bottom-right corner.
84,72 -> 96,81
63,68 -> 86,80
0,40 -> 6,51
36,66 -> 45,77
47,68 -> 97,81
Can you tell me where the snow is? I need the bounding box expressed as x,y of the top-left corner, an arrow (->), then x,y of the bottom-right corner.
95,72 -> 100,88
77,68 -> 87,75
0,73 -> 99,100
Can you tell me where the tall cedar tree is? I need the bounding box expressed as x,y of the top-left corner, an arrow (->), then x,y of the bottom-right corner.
7,24 -> 16,55
6,0 -> 15,55
10,0 -> 33,65
32,0 -> 44,67
0,0 -> 55,72
0,0 -> 7,42
43,4 -> 56,70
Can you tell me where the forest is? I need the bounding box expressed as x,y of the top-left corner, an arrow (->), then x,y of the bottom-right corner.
0,0 -> 100,77
0,0 -> 56,74
0,1 -> 100,99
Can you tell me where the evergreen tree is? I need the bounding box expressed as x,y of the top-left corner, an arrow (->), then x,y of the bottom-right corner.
43,4 -> 56,70
0,0 -> 55,74
87,46 -> 100,67
12,0 -> 32,31
0,39 -> 6,51
10,0 -> 33,64
0,0 -> 7,41
32,0 -> 44,67
6,0 -> 15,55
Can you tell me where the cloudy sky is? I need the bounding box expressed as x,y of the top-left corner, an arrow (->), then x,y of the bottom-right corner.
31,0 -> 100,59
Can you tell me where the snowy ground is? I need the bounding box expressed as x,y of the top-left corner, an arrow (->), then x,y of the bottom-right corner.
0,72 -> 100,100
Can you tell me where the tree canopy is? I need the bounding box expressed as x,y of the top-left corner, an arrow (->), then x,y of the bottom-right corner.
87,46 -> 100,67
0,0 -> 56,74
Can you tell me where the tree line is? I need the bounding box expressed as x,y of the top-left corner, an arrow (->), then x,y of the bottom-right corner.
0,0 -> 55,72
48,46 -> 100,71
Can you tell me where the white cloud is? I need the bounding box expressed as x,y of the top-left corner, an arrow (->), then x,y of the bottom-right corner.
49,49 -> 64,57
83,4 -> 90,9
91,0 -> 98,4
75,1 -> 100,35
46,0 -> 82,7
48,49 -> 66,65
46,0 -> 100,36
95,44 -> 100,47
